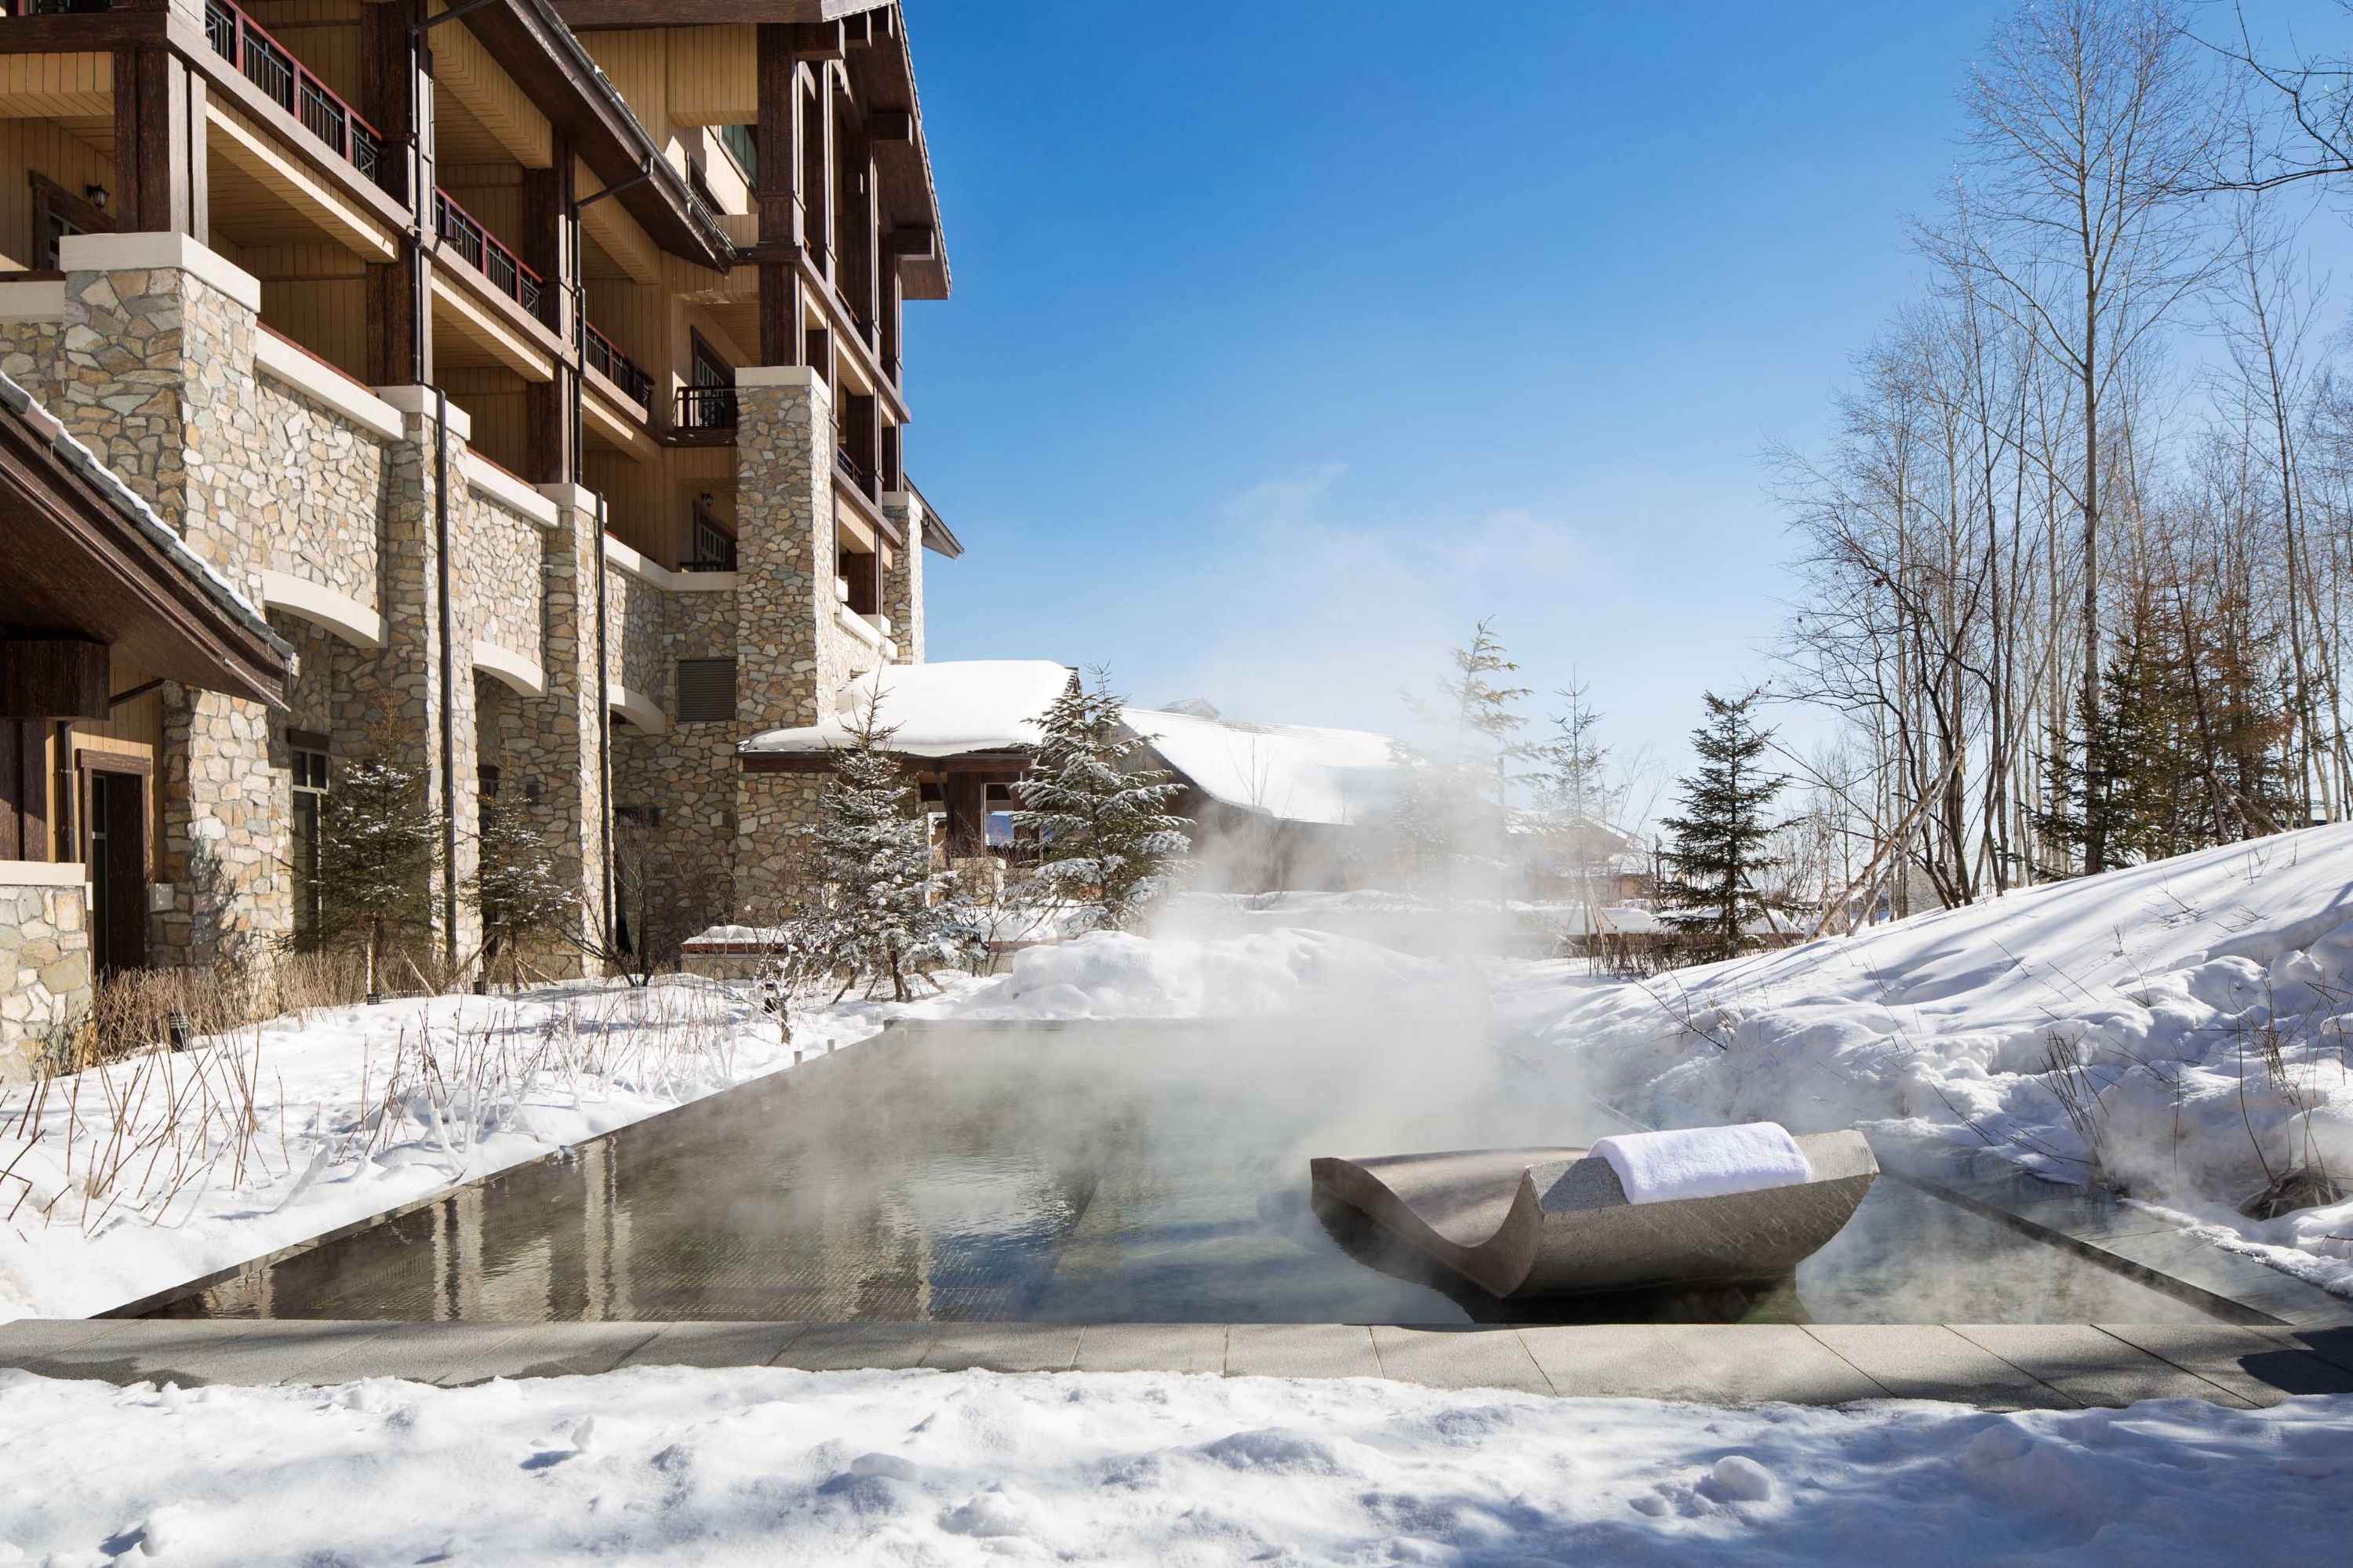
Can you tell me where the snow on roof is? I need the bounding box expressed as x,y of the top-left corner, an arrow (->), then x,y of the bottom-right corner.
1128,706 -> 1397,826
739,660 -> 1075,758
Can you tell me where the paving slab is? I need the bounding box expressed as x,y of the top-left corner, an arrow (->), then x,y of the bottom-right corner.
2095,1228 -> 2344,1326
1649,1324 -> 1890,1406
482,1323 -> 671,1379
1369,1326 -> 1552,1395
1073,1323 -> 1227,1374
0,1320 -> 396,1388
0,1318 -> 141,1363
1951,1324 -> 2254,1409
1224,1323 -> 1381,1380
620,1322 -> 811,1370
923,1324 -> 1084,1373
2097,1322 -> 2353,1406
1802,1324 -> 2073,1409
295,1322 -> 544,1387
1515,1325 -> 1699,1399
773,1322 -> 941,1372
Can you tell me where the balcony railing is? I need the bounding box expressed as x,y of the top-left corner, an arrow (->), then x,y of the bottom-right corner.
9,1 -> 115,14
202,0 -> 385,190
675,385 -> 738,431
433,188 -> 542,318
582,322 -> 651,410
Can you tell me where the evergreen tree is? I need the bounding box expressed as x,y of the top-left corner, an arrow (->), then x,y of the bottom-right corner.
1015,671 -> 1191,930
1387,620 -> 1536,897
305,738 -> 439,997
802,697 -> 944,1001
1534,675 -> 1619,938
1659,689 -> 1789,955
467,797 -> 576,988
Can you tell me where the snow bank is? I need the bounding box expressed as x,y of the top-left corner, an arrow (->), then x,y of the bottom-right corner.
740,660 -> 1073,758
0,980 -> 836,1322
1521,827 -> 2353,1293
0,1366 -> 2344,1564
907,928 -> 1487,1020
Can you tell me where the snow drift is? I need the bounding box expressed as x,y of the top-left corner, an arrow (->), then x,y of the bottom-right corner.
1520,826 -> 2353,1293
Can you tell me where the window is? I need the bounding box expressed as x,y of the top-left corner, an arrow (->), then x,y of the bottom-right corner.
984,783 -> 1017,849
838,548 -> 878,616
289,743 -> 329,939
717,122 -> 758,186
676,657 -> 738,724
31,174 -> 108,270
689,508 -> 737,572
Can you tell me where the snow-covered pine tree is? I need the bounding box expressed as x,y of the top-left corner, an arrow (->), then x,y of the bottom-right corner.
306,737 -> 440,997
804,696 -> 944,1001
467,796 -> 577,988
1659,689 -> 1788,956
1387,620 -> 1535,897
1015,671 -> 1191,930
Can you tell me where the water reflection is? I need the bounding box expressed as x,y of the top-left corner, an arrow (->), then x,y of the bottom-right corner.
160,1023 -> 2214,1326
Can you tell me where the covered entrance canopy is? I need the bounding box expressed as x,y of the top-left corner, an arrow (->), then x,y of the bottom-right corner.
0,373 -> 292,718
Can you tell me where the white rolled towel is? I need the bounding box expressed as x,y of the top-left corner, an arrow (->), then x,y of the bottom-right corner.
1587,1122 -> 1814,1205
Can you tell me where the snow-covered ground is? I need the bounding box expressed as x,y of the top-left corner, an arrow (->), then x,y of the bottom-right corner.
0,1366 -> 2345,1565
0,980 -> 875,1322
1515,826 -> 2353,1296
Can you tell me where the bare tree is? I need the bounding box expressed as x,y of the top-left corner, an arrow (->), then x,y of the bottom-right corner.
1929,0 -> 2221,871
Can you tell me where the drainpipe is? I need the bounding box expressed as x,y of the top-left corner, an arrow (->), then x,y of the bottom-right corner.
565,167 -> 650,964
435,386 -> 458,977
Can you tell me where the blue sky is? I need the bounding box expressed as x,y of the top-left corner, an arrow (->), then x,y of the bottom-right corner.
897,1 -> 2351,786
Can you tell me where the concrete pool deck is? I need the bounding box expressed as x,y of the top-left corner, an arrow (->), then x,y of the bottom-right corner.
5,1319 -> 2353,1410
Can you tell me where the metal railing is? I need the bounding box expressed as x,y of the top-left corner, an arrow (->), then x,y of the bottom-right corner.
433,188 -> 543,318
202,0 -> 384,189
675,385 -> 738,431
582,322 -> 651,410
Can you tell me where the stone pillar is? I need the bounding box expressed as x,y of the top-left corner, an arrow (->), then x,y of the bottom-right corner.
371,386 -> 479,971
878,488 -> 926,665
0,865 -> 91,1082
732,365 -> 842,730
533,482 -> 615,972
53,232 -> 291,970
731,364 -> 850,922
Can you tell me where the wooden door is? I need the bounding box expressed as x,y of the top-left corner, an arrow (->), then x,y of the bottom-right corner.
87,768 -> 147,975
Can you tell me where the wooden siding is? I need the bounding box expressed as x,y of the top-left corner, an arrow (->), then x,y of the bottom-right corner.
0,119 -> 114,271
666,27 -> 755,125
261,278 -> 369,380
0,52 -> 112,121
429,7 -> 552,169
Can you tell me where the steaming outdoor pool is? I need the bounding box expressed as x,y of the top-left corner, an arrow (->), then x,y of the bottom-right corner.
153,1020 -> 2217,1326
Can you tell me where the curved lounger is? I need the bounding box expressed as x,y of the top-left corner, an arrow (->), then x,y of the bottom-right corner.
1310,1132 -> 1878,1299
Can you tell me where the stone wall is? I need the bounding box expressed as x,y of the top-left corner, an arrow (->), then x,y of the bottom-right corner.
256,377 -> 387,606
613,582 -> 740,951
0,871 -> 90,1082
881,489 -> 926,666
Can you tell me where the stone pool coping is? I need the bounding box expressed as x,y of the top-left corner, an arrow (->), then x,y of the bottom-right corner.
6,1319 -> 2353,1411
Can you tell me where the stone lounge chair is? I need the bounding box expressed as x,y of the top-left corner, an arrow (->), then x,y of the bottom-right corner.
1309,1132 -> 1878,1300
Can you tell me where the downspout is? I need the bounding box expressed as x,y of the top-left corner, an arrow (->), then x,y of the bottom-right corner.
435,386 -> 458,977
595,494 -> 613,954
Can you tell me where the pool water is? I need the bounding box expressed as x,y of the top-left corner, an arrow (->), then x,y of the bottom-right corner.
157,1021 -> 2214,1326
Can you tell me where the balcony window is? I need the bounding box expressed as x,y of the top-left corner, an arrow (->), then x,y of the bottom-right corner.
688,509 -> 737,573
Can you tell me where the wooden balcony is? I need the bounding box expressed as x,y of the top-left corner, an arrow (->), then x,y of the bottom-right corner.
201,0 -> 387,192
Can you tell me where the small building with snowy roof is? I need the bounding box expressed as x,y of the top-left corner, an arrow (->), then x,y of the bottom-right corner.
740,660 -> 1077,857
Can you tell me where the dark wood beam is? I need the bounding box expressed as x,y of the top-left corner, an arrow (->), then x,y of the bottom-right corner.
882,226 -> 934,260
869,109 -> 914,145
0,639 -> 109,722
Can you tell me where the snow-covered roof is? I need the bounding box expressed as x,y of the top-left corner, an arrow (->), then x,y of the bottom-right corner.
739,660 -> 1075,758
1129,706 -> 1397,827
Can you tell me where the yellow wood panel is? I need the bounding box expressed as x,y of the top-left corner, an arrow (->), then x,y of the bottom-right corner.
451,387 -> 531,480
666,26 -> 754,125
246,4 -> 365,110
582,377 -> 658,465
261,278 -> 368,380
429,6 -> 551,169
431,268 -> 555,380
0,53 -> 112,119
205,100 -> 398,261
0,118 -> 115,271
582,31 -> 667,137
238,244 -> 366,281
580,162 -> 662,283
